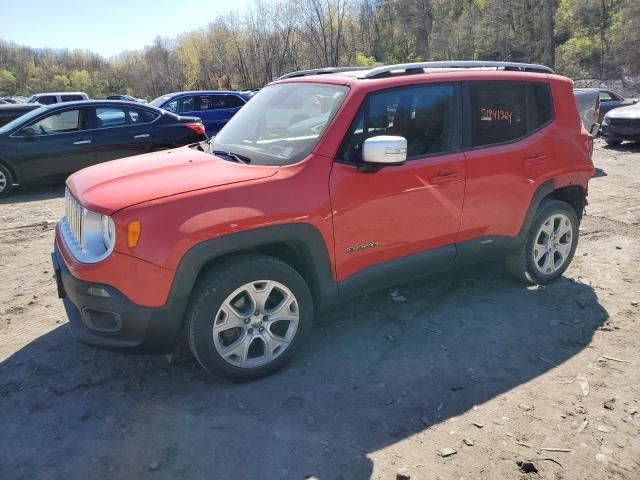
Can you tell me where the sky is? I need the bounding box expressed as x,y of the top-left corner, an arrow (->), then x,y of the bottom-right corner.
1,0 -> 254,58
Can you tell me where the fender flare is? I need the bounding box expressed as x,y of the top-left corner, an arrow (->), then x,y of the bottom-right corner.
515,179 -> 555,243
166,223 -> 338,322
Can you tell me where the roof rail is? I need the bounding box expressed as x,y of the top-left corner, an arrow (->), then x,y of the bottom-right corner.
278,67 -> 371,80
363,61 -> 554,79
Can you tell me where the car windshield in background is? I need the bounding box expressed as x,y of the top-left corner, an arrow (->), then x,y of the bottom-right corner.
149,95 -> 172,107
210,83 -> 349,166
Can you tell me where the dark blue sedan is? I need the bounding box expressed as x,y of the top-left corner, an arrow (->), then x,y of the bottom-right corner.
149,91 -> 251,136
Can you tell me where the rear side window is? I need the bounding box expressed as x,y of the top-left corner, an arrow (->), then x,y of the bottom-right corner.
61,95 -> 83,102
339,84 -> 457,163
223,95 -> 245,108
469,82 -> 553,147
128,108 -> 158,123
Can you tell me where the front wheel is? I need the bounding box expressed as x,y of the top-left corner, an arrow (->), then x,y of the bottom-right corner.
0,164 -> 14,198
186,254 -> 313,380
506,199 -> 579,284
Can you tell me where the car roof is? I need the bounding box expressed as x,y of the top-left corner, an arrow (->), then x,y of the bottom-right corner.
158,90 -> 248,97
32,100 -> 159,109
29,92 -> 88,97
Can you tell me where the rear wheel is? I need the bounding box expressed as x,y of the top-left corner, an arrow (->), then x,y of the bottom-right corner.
186,254 -> 313,380
605,139 -> 622,146
0,164 -> 14,198
506,199 -> 579,284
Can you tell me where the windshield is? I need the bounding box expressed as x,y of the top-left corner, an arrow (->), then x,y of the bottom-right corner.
149,95 -> 172,107
0,106 -> 45,134
209,83 -> 349,165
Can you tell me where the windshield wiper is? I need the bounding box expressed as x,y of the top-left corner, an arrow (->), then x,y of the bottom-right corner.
212,150 -> 251,164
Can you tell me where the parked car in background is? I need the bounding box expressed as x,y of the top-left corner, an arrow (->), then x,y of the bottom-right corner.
26,92 -> 89,105
52,61 -> 594,380
0,100 -> 206,197
573,88 -> 600,134
601,103 -> 640,146
149,91 -> 251,136
106,94 -> 147,103
597,88 -> 638,122
0,96 -> 24,104
0,103 -> 41,128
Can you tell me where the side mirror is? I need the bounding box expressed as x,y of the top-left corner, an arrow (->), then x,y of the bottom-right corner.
362,135 -> 407,167
21,126 -> 36,137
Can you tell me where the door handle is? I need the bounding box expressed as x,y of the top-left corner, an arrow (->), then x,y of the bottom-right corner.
73,139 -> 91,145
134,134 -> 150,139
431,172 -> 461,185
523,154 -> 547,166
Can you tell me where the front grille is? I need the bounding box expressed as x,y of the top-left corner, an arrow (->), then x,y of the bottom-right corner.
64,188 -> 84,248
610,117 -> 640,127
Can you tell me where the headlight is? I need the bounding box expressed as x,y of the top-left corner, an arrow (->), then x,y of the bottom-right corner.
602,116 -> 610,125
101,215 -> 116,250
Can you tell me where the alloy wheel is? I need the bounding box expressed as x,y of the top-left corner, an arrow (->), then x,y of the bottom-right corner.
532,213 -> 573,275
212,280 -> 300,368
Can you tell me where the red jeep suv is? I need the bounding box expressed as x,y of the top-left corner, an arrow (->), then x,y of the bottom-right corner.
52,61 -> 595,379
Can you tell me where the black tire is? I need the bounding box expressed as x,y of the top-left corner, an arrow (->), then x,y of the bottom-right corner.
0,163 -> 14,198
186,254 -> 313,380
506,199 -> 579,285
605,139 -> 622,146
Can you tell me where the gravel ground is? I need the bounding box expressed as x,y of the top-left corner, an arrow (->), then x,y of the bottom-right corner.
0,140 -> 639,480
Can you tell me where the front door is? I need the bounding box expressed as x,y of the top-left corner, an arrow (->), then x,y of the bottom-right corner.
13,107 -> 94,182
329,83 -> 466,284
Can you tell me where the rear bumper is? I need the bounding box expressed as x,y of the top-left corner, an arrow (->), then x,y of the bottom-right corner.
52,244 -> 184,354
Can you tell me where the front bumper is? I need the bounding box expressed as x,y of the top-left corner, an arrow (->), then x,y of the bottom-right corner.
52,244 -> 184,354
601,123 -> 640,142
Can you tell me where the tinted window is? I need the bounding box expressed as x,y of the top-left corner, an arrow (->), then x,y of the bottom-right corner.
37,96 -> 57,105
470,83 -> 527,147
223,95 -> 245,108
96,107 -> 126,127
339,84 -> 456,163
61,95 -> 83,102
530,83 -> 554,130
198,95 -> 225,110
599,91 -> 614,102
27,109 -> 83,135
165,96 -> 195,113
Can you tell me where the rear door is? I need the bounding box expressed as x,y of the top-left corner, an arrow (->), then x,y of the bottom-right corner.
458,81 -> 556,250
12,106 -> 94,180
90,105 -> 153,164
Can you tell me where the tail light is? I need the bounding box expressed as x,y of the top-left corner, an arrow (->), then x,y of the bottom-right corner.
186,123 -> 206,136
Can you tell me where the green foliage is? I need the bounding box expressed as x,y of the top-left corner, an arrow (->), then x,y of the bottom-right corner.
0,68 -> 16,95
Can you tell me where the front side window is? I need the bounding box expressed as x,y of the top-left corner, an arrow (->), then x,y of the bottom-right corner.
61,95 -> 83,102
209,83 -> 349,166
339,84 -> 456,163
599,91 -> 614,102
26,109 -> 83,135
165,96 -> 195,114
223,94 -> 245,108
96,107 -> 126,127
470,83 -> 527,147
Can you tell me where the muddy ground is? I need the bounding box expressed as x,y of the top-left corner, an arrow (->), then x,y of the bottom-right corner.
1,140 -> 639,480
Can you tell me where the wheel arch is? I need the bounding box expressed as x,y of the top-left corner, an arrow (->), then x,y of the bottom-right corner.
0,158 -> 18,184
167,223 -> 338,331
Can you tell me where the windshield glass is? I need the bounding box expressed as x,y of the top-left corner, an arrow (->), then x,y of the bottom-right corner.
0,106 -> 45,134
149,95 -> 172,107
210,83 -> 349,165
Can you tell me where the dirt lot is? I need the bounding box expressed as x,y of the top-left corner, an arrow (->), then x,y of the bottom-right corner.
1,140 -> 639,480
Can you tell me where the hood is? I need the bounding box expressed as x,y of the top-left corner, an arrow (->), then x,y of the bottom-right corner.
605,103 -> 640,119
67,146 -> 279,215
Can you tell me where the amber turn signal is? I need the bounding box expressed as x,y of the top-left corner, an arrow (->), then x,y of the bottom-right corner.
127,220 -> 141,248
